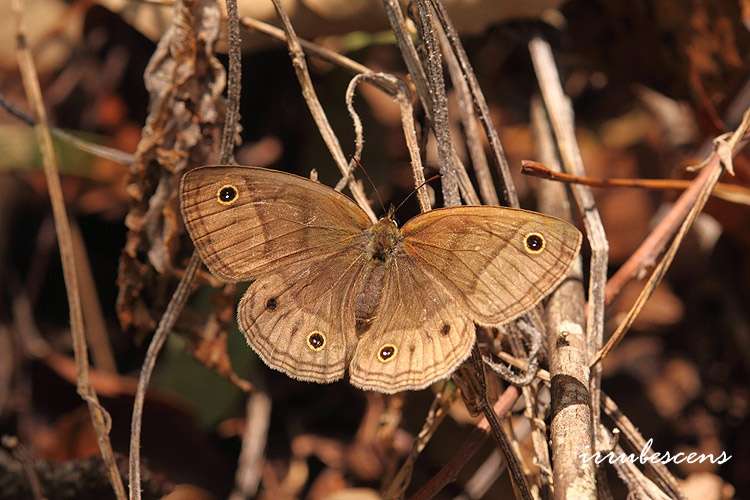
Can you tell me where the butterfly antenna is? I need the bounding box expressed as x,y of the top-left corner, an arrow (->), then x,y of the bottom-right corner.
393,174 -> 442,217
350,157 -> 387,214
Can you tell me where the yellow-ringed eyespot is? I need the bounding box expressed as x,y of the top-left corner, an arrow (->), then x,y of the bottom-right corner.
524,232 -> 545,254
377,344 -> 397,363
217,184 -> 238,205
306,331 -> 326,351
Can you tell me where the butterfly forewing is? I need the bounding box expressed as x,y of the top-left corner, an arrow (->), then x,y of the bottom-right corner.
180,166 -> 372,282
401,206 -> 582,326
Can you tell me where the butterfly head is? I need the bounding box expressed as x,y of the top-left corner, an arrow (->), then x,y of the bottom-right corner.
384,205 -> 398,225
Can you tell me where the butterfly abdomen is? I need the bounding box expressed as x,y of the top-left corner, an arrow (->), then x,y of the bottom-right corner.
354,263 -> 384,336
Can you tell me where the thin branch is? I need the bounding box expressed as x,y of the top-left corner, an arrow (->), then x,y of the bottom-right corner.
270,0 -> 376,222
381,0 -> 432,111
219,0 -> 241,165
12,1 -> 126,498
412,0 -> 460,206
463,346 -> 533,500
439,27 -> 499,206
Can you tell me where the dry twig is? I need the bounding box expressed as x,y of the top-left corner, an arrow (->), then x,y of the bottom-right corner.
412,0 -> 460,206
439,28 -> 498,206
427,0 -> 518,207
453,346 -> 534,500
521,160 -> 750,207
342,72 -> 431,212
529,36 -> 610,456
384,384 -> 453,498
128,253 -> 201,500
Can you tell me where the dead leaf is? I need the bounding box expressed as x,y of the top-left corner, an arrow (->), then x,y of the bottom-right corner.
116,0 -> 228,335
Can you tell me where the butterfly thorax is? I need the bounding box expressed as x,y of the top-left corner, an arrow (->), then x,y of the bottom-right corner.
365,217 -> 402,263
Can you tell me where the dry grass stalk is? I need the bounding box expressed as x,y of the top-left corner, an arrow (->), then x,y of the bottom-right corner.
531,96 -> 596,499
427,0 -> 519,207
12,0 -> 126,498
529,36 -> 610,462
269,0 -> 377,222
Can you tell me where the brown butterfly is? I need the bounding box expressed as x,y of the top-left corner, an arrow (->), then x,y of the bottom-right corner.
180,166 -> 582,393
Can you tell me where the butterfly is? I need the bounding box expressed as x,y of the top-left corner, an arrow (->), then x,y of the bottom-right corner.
180,166 -> 582,393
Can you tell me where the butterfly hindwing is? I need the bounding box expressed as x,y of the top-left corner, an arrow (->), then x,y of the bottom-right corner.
237,248 -> 367,383
349,256 -> 476,393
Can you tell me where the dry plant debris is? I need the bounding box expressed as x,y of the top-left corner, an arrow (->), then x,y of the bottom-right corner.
1,1 -> 749,499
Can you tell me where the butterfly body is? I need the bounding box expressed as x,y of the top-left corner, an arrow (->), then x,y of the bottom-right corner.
180,165 -> 582,393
